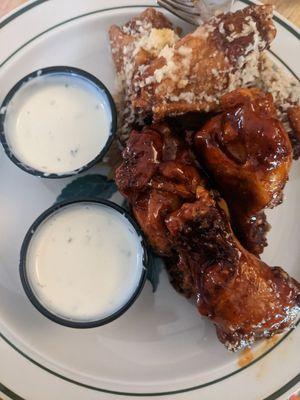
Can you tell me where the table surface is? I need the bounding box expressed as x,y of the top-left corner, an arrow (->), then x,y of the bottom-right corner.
0,0 -> 300,26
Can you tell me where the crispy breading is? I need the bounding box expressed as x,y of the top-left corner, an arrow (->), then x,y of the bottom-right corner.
132,5 -> 276,120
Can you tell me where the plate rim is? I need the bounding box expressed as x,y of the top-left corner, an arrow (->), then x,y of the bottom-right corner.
0,0 -> 299,399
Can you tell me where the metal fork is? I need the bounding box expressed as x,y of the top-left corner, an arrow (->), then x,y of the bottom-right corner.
157,0 -> 235,25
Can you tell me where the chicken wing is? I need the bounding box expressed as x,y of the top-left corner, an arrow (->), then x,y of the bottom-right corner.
109,8 -> 176,78
115,124 -> 300,351
109,5 -> 276,138
116,124 -> 202,256
165,195 -> 300,350
109,8 -> 178,140
132,5 -> 276,120
194,88 -> 292,254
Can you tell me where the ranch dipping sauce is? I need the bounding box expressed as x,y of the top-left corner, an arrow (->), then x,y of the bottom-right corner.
2,70 -> 114,176
24,202 -> 145,324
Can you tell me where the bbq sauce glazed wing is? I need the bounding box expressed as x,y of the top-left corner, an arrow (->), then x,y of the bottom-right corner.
115,124 -> 300,351
232,210 -> 270,256
165,196 -> 300,350
132,5 -> 276,121
194,88 -> 292,255
288,106 -> 300,158
115,124 -> 203,256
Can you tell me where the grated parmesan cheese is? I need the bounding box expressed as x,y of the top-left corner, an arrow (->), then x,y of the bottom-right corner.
257,53 -> 300,113
134,28 -> 179,56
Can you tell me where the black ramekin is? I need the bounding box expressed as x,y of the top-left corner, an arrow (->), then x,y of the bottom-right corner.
0,66 -> 117,178
19,198 -> 148,328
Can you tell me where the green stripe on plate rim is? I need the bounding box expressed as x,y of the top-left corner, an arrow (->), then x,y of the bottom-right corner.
0,0 -> 49,30
0,383 -> 25,400
0,0 -> 299,398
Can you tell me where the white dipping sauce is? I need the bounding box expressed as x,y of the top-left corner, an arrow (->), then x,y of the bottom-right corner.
26,203 -> 144,322
4,73 -> 112,175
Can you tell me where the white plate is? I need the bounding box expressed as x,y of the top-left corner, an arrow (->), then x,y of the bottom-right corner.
0,1 -> 299,399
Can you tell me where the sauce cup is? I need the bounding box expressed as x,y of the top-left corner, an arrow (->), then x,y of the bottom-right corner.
19,199 -> 148,328
0,66 -> 117,178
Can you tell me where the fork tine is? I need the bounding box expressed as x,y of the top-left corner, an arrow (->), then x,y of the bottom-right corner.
180,0 -> 197,5
171,0 -> 195,8
158,0 -> 234,25
162,0 -> 201,16
157,0 -> 199,25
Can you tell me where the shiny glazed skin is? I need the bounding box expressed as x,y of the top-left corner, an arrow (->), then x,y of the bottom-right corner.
165,196 -> 300,350
115,123 -> 300,351
194,88 -> 292,254
116,124 -> 202,256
